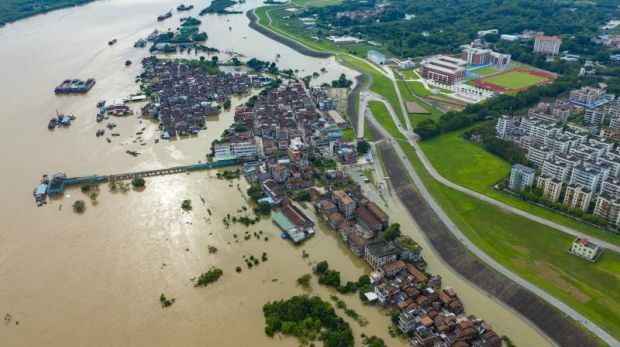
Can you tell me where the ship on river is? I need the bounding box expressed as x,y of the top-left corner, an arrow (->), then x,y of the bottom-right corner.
54,78 -> 96,94
157,10 -> 172,21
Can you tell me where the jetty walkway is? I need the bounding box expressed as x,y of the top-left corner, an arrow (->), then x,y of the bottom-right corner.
43,159 -> 243,196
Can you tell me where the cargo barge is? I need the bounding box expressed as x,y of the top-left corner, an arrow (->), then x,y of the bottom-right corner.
54,78 -> 96,94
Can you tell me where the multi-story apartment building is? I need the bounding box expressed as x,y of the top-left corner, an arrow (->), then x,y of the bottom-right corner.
527,145 -> 554,167
332,189 -> 356,220
593,193 -> 620,225
364,239 -> 398,270
563,184 -> 593,211
569,86 -> 610,108
495,115 -> 515,138
541,158 -> 572,182
569,164 -> 606,193
536,175 -> 563,202
508,164 -> 536,191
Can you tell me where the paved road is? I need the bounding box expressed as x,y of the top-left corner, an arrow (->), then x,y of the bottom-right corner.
409,136 -> 620,253
381,65 -> 620,253
364,97 -> 619,346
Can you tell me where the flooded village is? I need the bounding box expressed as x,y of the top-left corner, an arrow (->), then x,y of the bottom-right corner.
0,1 -> 552,346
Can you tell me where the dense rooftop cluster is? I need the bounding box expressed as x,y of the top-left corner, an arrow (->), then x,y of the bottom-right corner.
140,58 -> 252,139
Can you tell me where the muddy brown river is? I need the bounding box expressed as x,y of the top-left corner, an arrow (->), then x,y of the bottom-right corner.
0,0 -> 551,345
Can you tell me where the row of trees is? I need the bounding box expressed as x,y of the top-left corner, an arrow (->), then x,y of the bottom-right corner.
415,75 -> 583,139
304,0 -> 620,58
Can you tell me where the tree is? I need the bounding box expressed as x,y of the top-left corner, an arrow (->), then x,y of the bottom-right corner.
383,223 -> 401,241
182,199 -> 192,210
196,268 -> 223,287
131,177 -> 145,188
356,140 -> 370,154
72,200 -> 86,213
211,56 -> 219,66
297,273 -> 312,287
223,99 -> 232,110
256,201 -> 272,215
315,260 -> 329,275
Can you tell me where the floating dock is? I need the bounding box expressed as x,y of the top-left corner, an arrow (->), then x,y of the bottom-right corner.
54,78 -> 96,94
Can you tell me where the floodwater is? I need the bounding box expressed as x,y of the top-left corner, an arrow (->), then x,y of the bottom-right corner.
0,0 -> 551,346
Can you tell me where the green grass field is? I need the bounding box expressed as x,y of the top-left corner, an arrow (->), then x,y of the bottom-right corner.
419,125 -> 511,191
406,81 -> 431,97
482,70 -> 548,90
401,69 -> 420,80
254,5 -> 620,341
397,81 -> 441,126
473,66 -> 500,76
342,128 -> 355,141
377,102 -> 620,342
419,128 -> 620,246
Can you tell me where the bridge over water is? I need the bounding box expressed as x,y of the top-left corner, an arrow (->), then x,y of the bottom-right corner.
44,159 -> 244,196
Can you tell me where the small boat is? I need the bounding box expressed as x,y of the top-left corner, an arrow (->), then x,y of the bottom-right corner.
96,129 -> 105,137
125,60 -> 132,66
111,133 -> 120,137
108,39 -> 117,46
177,4 -> 194,11
155,139 -> 159,144
96,100 -> 106,108
106,122 -> 117,129
106,138 -> 111,143
229,26 -> 232,31
126,150 -> 140,157
48,118 -> 57,129
157,10 -> 172,21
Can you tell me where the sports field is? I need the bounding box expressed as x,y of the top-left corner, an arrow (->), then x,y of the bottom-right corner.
474,68 -> 555,93
473,66 -> 499,76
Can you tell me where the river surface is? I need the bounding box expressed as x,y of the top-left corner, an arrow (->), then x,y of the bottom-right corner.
0,0 -> 551,346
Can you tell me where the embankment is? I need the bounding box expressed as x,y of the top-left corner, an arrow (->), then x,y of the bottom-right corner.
377,141 -> 597,347
246,10 -> 332,59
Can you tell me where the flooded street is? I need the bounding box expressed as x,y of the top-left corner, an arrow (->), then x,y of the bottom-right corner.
0,0 -> 550,346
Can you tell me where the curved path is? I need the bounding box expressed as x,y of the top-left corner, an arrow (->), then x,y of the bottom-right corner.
247,8 -> 618,344
382,67 -> 620,253
364,95 -> 619,346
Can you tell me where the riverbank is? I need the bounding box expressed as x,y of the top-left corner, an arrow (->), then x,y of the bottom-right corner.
246,9 -> 332,59
247,2 -> 617,345
0,0 -> 96,26
375,139 -> 596,347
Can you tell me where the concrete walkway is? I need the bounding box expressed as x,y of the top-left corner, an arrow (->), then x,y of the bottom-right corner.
364,99 -> 619,347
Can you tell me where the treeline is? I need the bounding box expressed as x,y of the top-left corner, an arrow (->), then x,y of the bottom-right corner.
304,0 -> 620,58
1,0 -> 95,25
415,75 -> 583,139
465,122 -> 527,164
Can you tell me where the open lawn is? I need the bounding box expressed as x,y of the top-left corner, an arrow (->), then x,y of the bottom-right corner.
369,101 -> 403,138
377,104 -> 620,341
419,127 -> 620,245
483,70 -> 548,90
406,81 -> 431,97
342,128 -> 355,141
401,69 -> 420,80
419,125 -> 510,191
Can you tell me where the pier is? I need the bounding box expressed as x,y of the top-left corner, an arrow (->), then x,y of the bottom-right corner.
41,158 -> 243,197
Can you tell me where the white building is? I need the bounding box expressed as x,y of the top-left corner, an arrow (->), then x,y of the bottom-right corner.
367,50 -> 386,65
213,141 -> 258,161
533,35 -> 562,56
508,164 -> 536,191
569,237 -> 602,261
527,145 -> 554,168
495,115 -> 515,138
